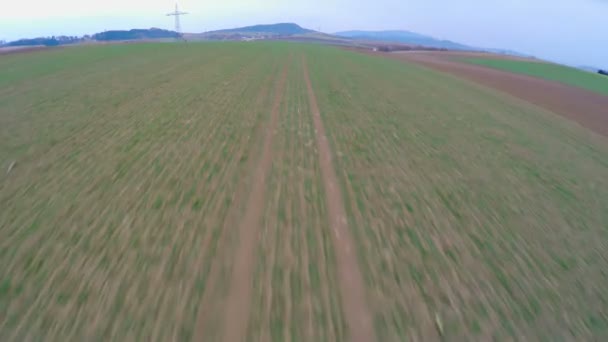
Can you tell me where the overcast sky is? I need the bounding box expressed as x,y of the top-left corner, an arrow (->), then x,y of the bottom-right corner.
1,0 -> 606,67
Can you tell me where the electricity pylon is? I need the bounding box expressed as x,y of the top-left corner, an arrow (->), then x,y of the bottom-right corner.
166,2 -> 188,34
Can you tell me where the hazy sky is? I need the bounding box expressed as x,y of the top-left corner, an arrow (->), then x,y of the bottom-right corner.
1,0 -> 606,67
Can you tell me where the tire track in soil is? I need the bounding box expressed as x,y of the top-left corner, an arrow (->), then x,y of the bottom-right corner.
302,56 -> 376,342
193,62 -> 289,341
193,58 -> 290,342
220,58 -> 290,342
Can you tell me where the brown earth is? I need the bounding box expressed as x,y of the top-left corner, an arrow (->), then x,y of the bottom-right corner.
192,62 -> 281,341
218,58 -> 290,342
303,57 -> 376,342
0,46 -> 54,55
381,51 -> 608,137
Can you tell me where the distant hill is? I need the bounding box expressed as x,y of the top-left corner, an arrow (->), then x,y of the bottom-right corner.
92,28 -> 179,41
206,23 -> 314,36
334,30 -> 474,50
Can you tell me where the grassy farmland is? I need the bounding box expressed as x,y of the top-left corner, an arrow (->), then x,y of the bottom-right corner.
465,57 -> 608,95
1,43 -> 608,341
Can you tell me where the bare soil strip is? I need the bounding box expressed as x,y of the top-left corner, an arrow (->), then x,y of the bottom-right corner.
221,60 -> 290,342
387,52 -> 608,137
192,62 -> 285,341
302,57 -> 376,342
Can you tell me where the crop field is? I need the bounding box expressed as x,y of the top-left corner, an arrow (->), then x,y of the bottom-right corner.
1,42 -> 608,341
464,58 -> 608,95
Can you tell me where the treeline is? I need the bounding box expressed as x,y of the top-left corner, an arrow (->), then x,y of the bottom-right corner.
5,36 -> 82,47
599,70 -> 608,77
1,28 -> 179,47
92,28 -> 179,41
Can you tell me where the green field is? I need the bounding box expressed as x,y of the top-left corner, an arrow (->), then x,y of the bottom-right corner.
1,43 -> 608,341
464,58 -> 608,95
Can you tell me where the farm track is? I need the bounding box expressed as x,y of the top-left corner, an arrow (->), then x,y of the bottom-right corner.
302,57 -> 376,342
222,57 -> 289,342
193,57 -> 291,341
191,71 -> 278,341
248,56 -> 348,342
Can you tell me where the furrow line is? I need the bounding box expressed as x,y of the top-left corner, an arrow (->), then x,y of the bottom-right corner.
219,57 -> 290,342
302,56 -> 376,342
193,57 -> 290,342
192,70 -> 275,341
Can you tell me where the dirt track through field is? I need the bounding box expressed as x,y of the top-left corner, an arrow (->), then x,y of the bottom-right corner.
388,52 -> 608,137
302,57 -> 376,342
220,59 -> 290,342
192,60 -> 289,342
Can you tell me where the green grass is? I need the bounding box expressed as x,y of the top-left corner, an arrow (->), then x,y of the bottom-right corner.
250,57 -> 345,341
1,42 -> 608,341
0,42 -> 290,341
306,45 -> 608,340
464,58 -> 608,95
